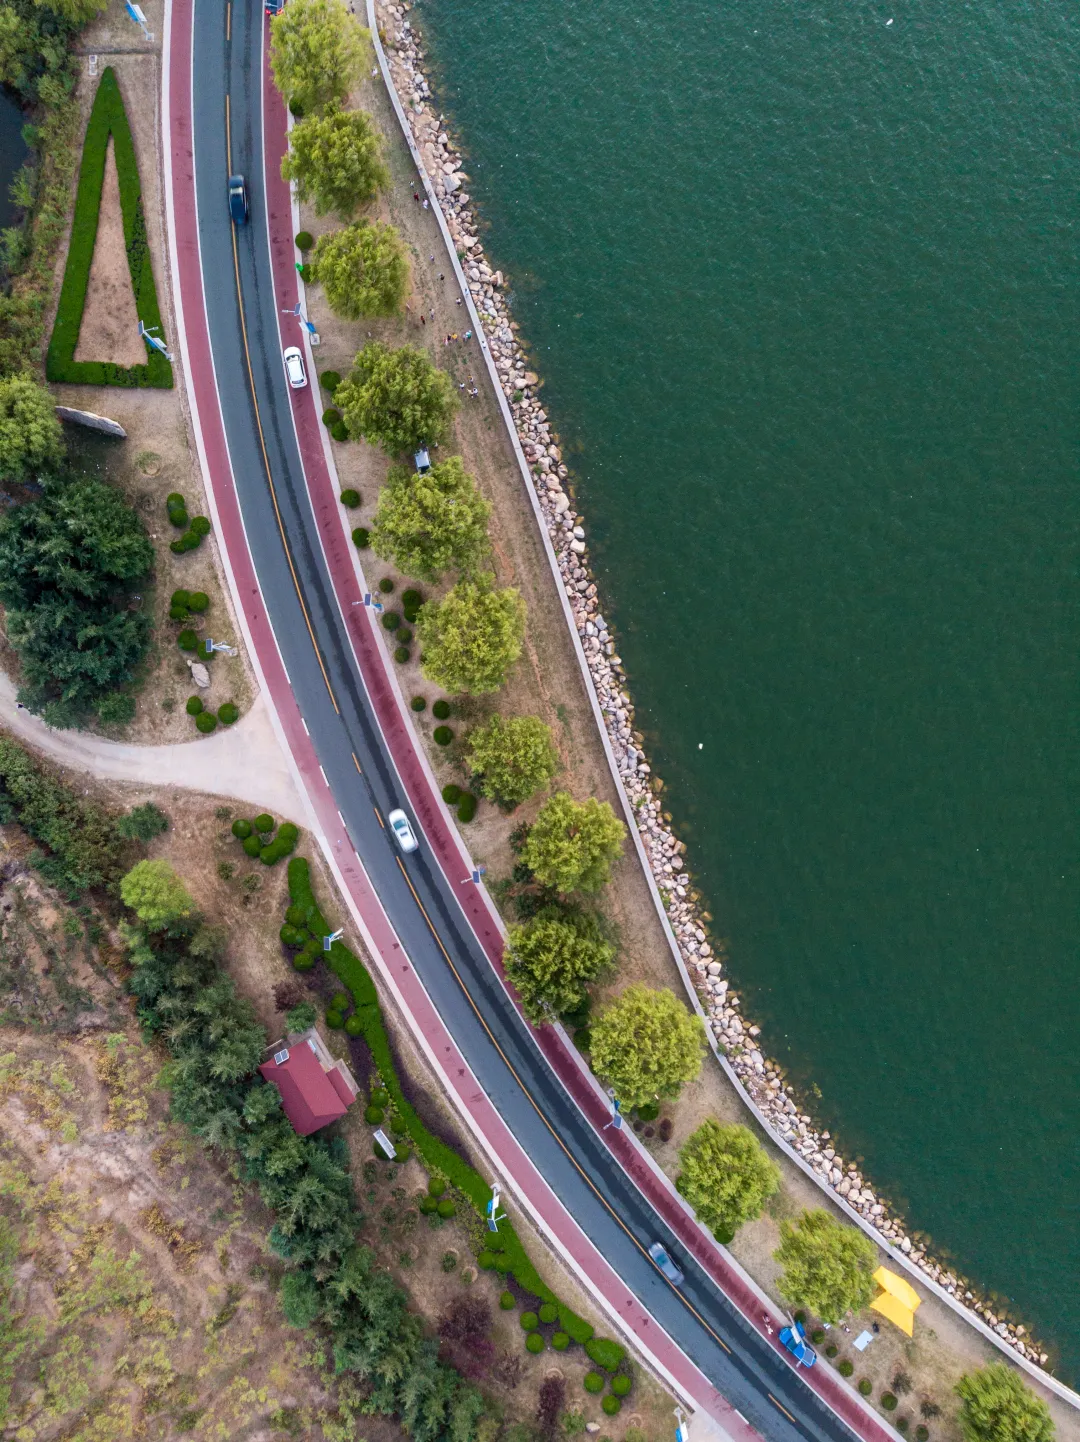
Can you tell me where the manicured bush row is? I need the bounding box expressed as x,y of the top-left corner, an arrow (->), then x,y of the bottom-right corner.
285,856 -> 601,1348
585,1336 -> 626,1372
47,68 -> 172,389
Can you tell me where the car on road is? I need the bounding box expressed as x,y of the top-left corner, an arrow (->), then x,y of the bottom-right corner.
228,174 -> 248,224
388,809 -> 419,853
778,1319 -> 817,1367
283,345 -> 307,389
647,1241 -> 684,1286
264,0 -> 284,13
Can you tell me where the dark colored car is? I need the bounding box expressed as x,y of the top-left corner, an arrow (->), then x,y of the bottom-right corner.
264,0 -> 283,13
228,174 -> 249,225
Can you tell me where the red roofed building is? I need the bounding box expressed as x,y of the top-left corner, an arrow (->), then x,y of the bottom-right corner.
258,1027 -> 360,1136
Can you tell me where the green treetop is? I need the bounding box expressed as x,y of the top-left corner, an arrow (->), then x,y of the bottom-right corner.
120,860 -> 195,932
676,1119 -> 779,1238
281,107 -> 388,218
773,1208 -> 877,1323
312,220 -> 409,320
465,714 -> 558,807
0,374 -> 63,482
371,455 -> 490,582
336,341 -> 458,455
415,575 -> 525,695
504,907 -> 615,1025
589,984 -> 706,1109
269,0 -> 367,113
32,0 -> 107,25
521,791 -> 625,894
955,1365 -> 1054,1442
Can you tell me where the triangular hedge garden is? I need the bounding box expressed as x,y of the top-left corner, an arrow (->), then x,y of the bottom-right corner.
46,67 -> 172,388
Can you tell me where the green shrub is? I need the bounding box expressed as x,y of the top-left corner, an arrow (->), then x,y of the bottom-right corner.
254,813 -> 274,833
171,588 -> 190,610
326,1009 -> 344,1029
551,1332 -> 569,1351
218,702 -> 239,725
379,578 -> 395,594
185,695 -> 203,716
191,517 -> 211,537
499,1291 -> 516,1310
370,1087 -> 389,1107
168,509 -> 189,533
397,628 -> 413,645
794,1310 -> 807,1325
46,69 -> 172,391
433,726 -> 453,746
583,1373 -> 604,1395
636,1102 -> 659,1122
394,646 -> 410,663
882,1395 -> 898,1412
382,609 -> 403,633
611,1375 -> 632,1398
260,844 -> 284,865
411,696 -> 427,712
286,904 -> 305,925
477,1252 -> 496,1270
457,793 -> 477,822
915,1428 -> 929,1441
428,1176 -> 446,1196
441,1251 -> 458,1273
187,591 -> 209,613
243,835 -> 262,858
323,407 -> 343,426
442,784 -> 462,804
373,1138 -> 391,1160
364,1105 -> 385,1124
278,823 -> 300,844
825,1344 -> 839,1358
585,1338 -> 625,1372
330,422 -> 349,442
340,488 -> 361,507
436,1198 -> 456,1218
293,951 -> 316,972
526,1333 -> 545,1354
539,1302 -> 558,1324
178,630 -> 198,651
839,1360 -> 854,1377
432,699 -> 451,720
295,230 -> 314,251
280,924 -> 301,946
331,991 -> 350,1010
897,1420 -> 910,1434
811,1329 -> 826,1344
418,1195 -> 437,1215
169,604 -> 188,621
520,1312 -> 538,1331
352,527 -> 370,548
320,370 -> 341,393
195,712 -> 217,733
402,589 -> 422,611
859,1380 -> 872,1397
601,1397 -> 621,1417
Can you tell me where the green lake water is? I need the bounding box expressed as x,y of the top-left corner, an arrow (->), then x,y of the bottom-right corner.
419,0 -> 1080,1377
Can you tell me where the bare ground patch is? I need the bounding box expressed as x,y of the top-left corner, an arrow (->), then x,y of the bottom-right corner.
72,137 -> 144,367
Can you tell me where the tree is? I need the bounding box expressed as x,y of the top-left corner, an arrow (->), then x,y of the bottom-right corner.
281,107 -> 387,218
312,220 -> 409,319
676,1120 -> 779,1238
285,1000 -> 319,1033
589,985 -> 705,1109
371,456 -> 490,582
280,1266 -> 323,1327
269,0 -> 367,113
120,860 -> 195,932
33,0 -> 107,21
0,374 -> 63,481
336,341 -> 458,455
955,1366 -> 1054,1442
504,907 -> 615,1024
466,714 -> 558,807
115,802 -> 168,842
772,1209 -> 877,1323
521,792 -> 625,894
416,576 -> 525,695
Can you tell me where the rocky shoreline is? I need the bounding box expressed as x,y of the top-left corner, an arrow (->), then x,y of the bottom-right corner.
374,0 -> 1047,1373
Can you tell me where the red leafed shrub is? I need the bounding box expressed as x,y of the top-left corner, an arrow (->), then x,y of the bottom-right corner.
273,979 -> 307,1012
536,1376 -> 565,1440
438,1295 -> 494,1378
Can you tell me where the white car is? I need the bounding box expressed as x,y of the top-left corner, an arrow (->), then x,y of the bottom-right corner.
283,345 -> 307,389
387,808 -> 418,853
647,1241 -> 685,1286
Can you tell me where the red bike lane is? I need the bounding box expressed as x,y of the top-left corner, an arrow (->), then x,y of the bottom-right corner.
256,31 -> 891,1442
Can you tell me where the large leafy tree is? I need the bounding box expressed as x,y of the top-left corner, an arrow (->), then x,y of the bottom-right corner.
773,1209 -> 877,1323
521,791 -> 624,894
0,373 -> 63,481
466,713 -> 558,807
281,107 -> 387,218
415,575 -> 525,695
312,220 -> 409,319
504,907 -> 615,1024
589,984 -> 706,1109
32,0 -> 106,22
955,1365 -> 1054,1442
120,860 -> 195,932
676,1120 -> 779,1239
336,341 -> 458,455
269,0 -> 367,113
371,455 -> 490,582
0,475 -> 153,724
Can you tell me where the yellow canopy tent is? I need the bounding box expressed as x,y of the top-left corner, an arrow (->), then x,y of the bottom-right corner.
870,1267 -> 922,1336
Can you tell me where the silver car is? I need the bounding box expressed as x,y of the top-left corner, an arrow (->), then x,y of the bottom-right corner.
647,1241 -> 685,1286
388,808 -> 418,853
283,345 -> 307,389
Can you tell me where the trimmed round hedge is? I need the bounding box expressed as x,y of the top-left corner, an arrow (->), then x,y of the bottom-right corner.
525,1334 -> 544,1354
242,835 -> 262,858
340,488 -> 361,507
519,1312 -> 538,1331
178,630 -> 198,651
499,1291 -> 516,1310
611,1375 -> 632,1398
323,407 -> 342,427
915,1428 -> 929,1441
881,1395 -> 898,1412
583,1373 -> 604,1395
839,1360 -> 854,1378
295,230 -> 313,251
188,591 -> 209,613
457,793 -> 477,822
601,1397 -> 621,1417
432,699 -> 451,720
280,925 -> 301,946
436,1199 -> 456,1218
538,1303 -> 557,1324
254,813 -> 274,833
218,702 -> 239,725
397,628 -> 413,645
364,1105 -> 385,1124
476,1251 -> 496,1270
186,695 -> 203,716
402,588 -> 422,610
897,1420 -> 910,1435
381,612 -> 402,635
411,696 -> 427,712
171,588 -> 190,609
551,1332 -> 569,1351
394,646 -> 410,663
196,712 -> 217,733
378,577 -> 394,594
825,1344 -> 838,1359
344,1013 -> 364,1035
858,1380 -> 872,1397
191,516 -> 211,537
352,527 -> 370,548
433,726 -> 453,746
442,784 -> 461,804
320,369 -> 341,392
326,1010 -> 345,1029
371,1088 -> 389,1107
293,952 -> 316,972
427,1176 -> 446,1196
330,422 -> 349,442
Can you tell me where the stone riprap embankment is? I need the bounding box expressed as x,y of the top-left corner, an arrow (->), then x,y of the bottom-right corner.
376,0 -> 1046,1370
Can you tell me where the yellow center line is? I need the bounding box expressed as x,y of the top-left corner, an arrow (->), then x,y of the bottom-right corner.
374,806 -> 385,828
224,91 -> 339,713
769,1394 -> 797,1424
391,854 -> 732,1357
352,752 -> 363,775
225,0 -> 231,41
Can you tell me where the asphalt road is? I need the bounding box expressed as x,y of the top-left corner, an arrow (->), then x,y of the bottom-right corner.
189,3 -> 860,1438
